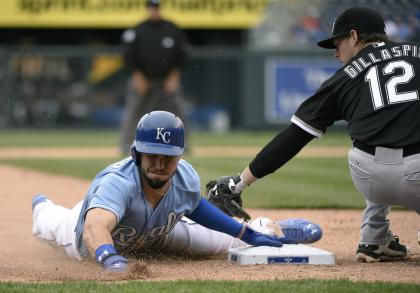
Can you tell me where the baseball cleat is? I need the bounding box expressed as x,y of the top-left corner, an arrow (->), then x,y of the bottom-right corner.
356,236 -> 408,262
32,194 -> 49,211
277,218 -> 323,244
250,217 -> 322,244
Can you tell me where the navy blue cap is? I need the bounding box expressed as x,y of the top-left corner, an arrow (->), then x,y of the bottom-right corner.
135,111 -> 184,157
317,7 -> 386,49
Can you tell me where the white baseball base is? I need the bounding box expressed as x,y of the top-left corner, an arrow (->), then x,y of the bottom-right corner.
228,244 -> 335,265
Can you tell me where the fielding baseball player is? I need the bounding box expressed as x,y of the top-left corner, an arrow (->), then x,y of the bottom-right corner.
207,7 -> 420,263
32,111 -> 321,272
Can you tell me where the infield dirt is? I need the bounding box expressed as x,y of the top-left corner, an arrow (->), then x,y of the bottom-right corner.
1,164 -> 419,283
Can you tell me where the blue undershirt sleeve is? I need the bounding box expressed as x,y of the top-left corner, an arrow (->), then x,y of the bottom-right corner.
187,198 -> 242,237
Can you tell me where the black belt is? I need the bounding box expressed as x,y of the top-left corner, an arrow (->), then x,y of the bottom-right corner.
353,140 -> 420,157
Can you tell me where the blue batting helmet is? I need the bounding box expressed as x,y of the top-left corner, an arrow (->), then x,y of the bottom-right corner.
131,111 -> 184,163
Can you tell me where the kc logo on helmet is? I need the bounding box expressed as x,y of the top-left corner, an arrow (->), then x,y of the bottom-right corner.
156,128 -> 171,143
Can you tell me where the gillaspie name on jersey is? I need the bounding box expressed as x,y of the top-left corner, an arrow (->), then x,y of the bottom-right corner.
344,42 -> 420,78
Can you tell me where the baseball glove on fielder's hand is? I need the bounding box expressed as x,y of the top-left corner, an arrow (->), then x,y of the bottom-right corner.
205,176 -> 251,221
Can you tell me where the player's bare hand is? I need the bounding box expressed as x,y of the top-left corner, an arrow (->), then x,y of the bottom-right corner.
132,70 -> 149,96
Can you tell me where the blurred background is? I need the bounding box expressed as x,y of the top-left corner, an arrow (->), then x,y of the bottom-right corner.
0,0 -> 419,132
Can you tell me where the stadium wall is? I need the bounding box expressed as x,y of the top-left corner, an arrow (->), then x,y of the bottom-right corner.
0,45 -> 333,129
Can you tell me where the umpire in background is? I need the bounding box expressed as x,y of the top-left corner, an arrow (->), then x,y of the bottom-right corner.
208,7 -> 420,262
120,0 -> 189,154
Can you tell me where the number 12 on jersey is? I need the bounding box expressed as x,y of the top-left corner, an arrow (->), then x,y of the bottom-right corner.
365,60 -> 419,110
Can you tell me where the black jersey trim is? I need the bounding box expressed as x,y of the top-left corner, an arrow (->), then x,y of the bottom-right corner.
291,115 -> 323,138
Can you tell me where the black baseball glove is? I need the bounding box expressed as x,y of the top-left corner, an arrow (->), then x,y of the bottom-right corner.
205,175 -> 251,221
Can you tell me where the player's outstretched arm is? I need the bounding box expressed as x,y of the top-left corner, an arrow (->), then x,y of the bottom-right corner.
187,198 -> 283,247
84,208 -> 128,272
207,124 -> 315,197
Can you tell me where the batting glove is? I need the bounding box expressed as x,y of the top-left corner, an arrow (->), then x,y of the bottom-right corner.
95,244 -> 128,273
239,224 -> 283,247
102,255 -> 128,273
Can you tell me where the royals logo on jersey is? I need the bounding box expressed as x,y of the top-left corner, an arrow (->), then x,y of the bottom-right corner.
112,211 -> 185,248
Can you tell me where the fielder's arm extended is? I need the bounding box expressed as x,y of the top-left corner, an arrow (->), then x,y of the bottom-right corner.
209,124 -> 315,196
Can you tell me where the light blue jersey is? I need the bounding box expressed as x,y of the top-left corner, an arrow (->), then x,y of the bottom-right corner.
74,157 -> 201,257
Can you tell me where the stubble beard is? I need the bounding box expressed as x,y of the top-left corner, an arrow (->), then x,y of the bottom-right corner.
140,167 -> 170,189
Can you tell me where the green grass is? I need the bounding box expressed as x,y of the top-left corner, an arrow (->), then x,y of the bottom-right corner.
189,156 -> 361,208
0,129 -> 119,147
1,280 -> 419,292
0,128 -> 359,208
192,129 -> 351,147
0,129 -> 351,147
0,158 -> 116,179
0,155 -> 363,208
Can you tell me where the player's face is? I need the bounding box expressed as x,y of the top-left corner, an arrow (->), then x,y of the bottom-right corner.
333,32 -> 359,65
140,153 -> 180,189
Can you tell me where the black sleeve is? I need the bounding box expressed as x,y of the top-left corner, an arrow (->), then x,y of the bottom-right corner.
248,124 -> 315,178
123,43 -> 137,72
121,31 -> 138,72
121,24 -> 144,72
172,25 -> 189,68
